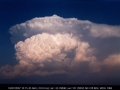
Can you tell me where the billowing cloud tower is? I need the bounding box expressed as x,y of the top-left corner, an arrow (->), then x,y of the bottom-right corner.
1,15 -> 120,78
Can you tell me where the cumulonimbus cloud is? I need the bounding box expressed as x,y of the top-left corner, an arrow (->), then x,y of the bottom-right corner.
0,33 -> 98,78
0,15 -> 120,78
9,15 -> 120,44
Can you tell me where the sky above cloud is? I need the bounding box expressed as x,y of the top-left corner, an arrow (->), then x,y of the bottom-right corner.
0,0 -> 120,85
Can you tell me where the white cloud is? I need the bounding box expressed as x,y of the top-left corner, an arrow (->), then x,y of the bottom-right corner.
0,33 -> 98,78
1,15 -> 120,78
90,24 -> 120,38
9,15 -> 90,44
9,15 -> 120,44
15,33 -> 79,64
73,42 -> 96,62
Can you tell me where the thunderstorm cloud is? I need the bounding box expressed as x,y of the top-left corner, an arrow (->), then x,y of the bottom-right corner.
0,15 -> 120,78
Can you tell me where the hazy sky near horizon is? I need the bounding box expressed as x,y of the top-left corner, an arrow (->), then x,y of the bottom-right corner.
0,0 -> 120,85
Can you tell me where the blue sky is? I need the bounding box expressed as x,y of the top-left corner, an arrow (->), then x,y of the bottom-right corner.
0,0 -> 120,85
